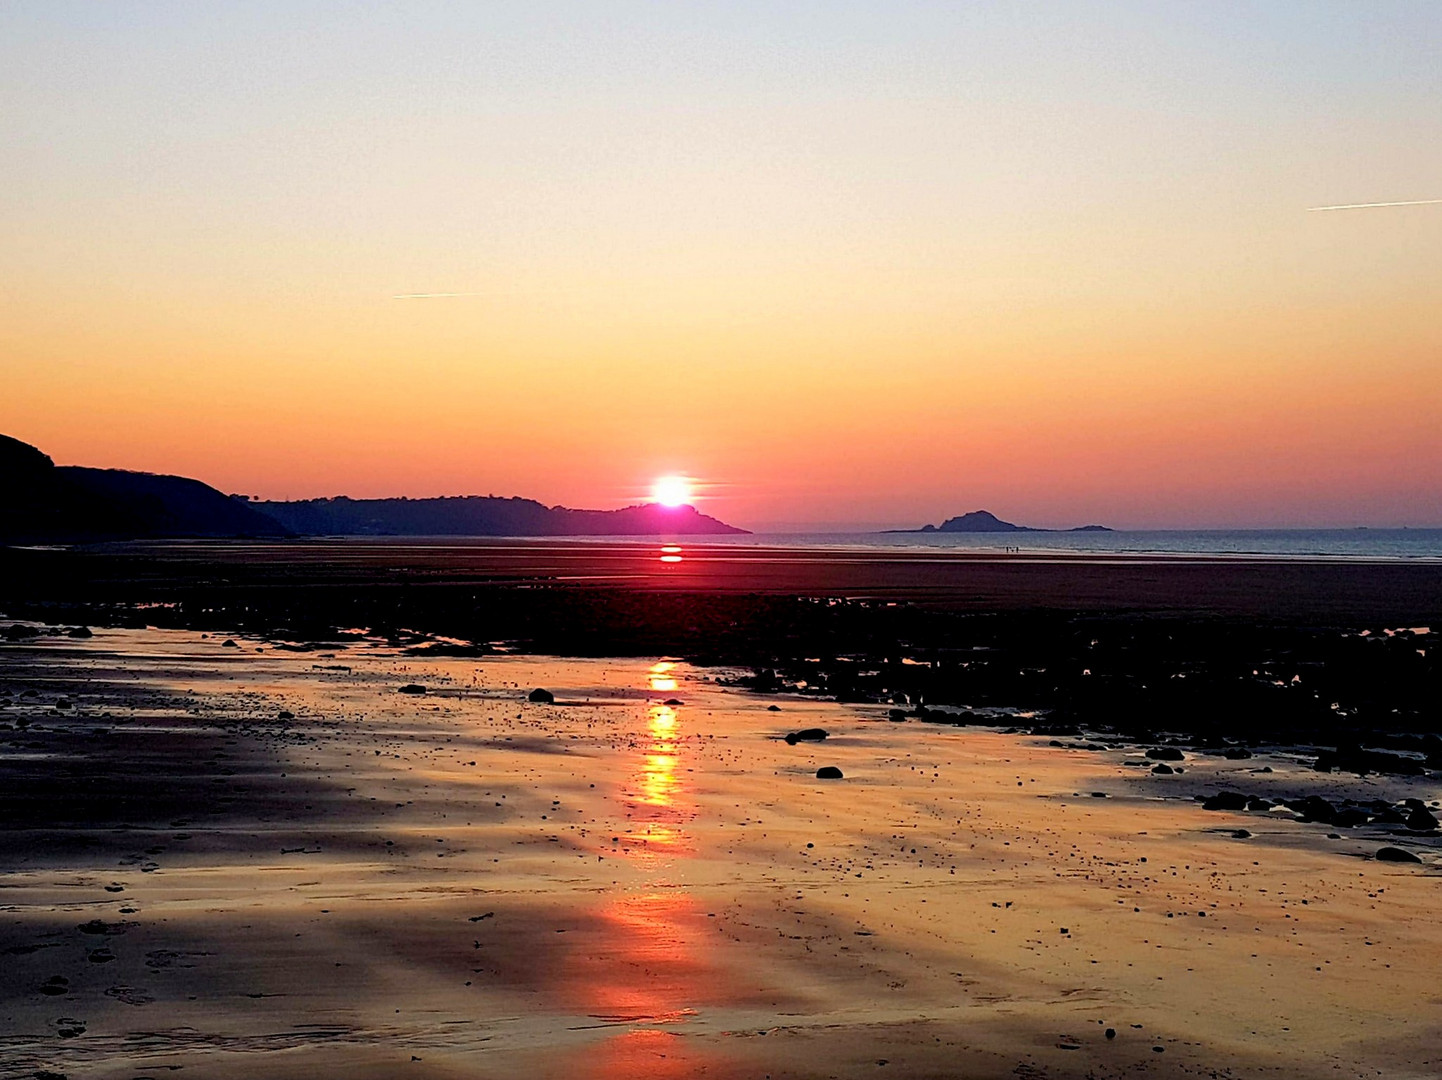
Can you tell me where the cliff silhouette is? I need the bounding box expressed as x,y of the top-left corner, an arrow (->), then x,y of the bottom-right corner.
0,434 -> 285,542
251,495 -> 749,537
0,435 -> 748,542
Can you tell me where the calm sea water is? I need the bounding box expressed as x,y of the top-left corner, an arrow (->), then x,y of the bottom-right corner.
717,529 -> 1442,560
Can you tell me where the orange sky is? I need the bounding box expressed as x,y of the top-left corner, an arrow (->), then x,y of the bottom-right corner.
3,3 -> 1440,529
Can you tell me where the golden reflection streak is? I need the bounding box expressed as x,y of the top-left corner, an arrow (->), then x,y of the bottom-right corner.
619,700 -> 692,856
648,661 -> 679,692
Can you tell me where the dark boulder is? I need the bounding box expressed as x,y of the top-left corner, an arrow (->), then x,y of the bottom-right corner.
1222,747 -> 1253,760
398,684 -> 427,695
1406,807 -> 1439,831
1202,791 -> 1248,812
527,688 -> 554,704
1151,763 -> 1174,775
1332,807 -> 1369,828
1375,846 -> 1422,864
785,728 -> 829,745
815,766 -> 844,780
1146,747 -> 1184,761
1290,795 -> 1338,824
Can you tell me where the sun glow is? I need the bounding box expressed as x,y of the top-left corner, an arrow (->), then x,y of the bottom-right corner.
652,476 -> 692,507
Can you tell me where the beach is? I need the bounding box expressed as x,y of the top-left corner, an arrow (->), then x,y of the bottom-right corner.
2,626 -> 1438,1079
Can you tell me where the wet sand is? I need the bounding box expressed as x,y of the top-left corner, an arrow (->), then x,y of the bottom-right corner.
7,537 -> 1442,622
2,628 -> 1439,1079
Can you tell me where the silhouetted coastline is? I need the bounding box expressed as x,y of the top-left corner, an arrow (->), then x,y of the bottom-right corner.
0,435 -> 747,541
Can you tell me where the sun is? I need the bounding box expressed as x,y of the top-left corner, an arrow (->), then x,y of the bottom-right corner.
652,476 -> 692,507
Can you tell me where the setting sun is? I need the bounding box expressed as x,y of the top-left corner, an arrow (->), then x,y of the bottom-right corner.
652,476 -> 692,507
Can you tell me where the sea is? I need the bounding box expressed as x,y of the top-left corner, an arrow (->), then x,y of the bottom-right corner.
711,529 -> 1442,561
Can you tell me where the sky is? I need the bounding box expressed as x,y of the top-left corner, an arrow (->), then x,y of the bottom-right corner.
2,1 -> 1440,530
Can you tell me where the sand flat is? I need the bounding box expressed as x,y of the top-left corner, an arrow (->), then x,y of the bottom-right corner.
1,628 -> 1439,1079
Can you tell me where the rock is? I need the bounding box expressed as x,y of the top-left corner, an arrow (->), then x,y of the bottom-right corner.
1146,747 -> 1184,761
1290,795 -> 1338,824
785,728 -> 829,745
76,919 -> 126,935
767,704 -> 781,711
398,684 -> 428,695
887,708 -> 908,722
1105,1028 -> 1116,1040
1151,764 -> 1174,775
1375,846 -> 1422,864
1202,791 -> 1248,812
527,688 -> 554,704
1406,807 -> 1439,831
1245,796 -> 1274,811
221,639 -> 238,648
662,698 -> 684,706
277,710 -> 295,721
1222,747 -> 1253,759
815,766 -> 844,780
1314,744 -> 1425,776
1231,829 -> 1252,839
67,626 -> 93,638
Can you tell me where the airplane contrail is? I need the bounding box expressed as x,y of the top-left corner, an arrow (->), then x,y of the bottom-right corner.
391,292 -> 480,299
1306,198 -> 1442,212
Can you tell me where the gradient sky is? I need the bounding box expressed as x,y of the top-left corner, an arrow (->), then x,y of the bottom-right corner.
3,1 -> 1440,529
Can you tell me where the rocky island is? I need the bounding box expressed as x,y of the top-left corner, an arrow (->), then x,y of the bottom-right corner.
895,509 -> 1112,533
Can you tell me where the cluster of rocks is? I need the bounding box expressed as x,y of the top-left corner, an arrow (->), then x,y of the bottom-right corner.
2,623 -> 92,640
1199,790 -> 1440,832
1313,741 -> 1439,776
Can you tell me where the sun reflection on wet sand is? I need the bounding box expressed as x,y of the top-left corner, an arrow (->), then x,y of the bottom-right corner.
583,892 -> 707,1023
620,702 -> 693,857
565,671 -> 712,1071
648,660 -> 678,692
578,1028 -> 714,1080
659,544 -> 683,564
